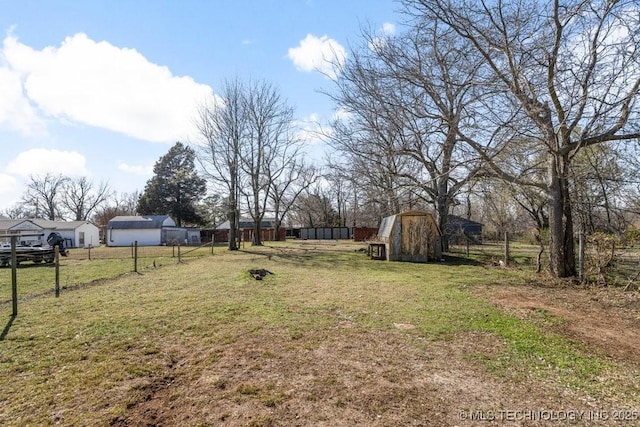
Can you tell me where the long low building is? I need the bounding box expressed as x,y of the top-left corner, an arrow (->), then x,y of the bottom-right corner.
106,215 -> 200,246
0,218 -> 100,248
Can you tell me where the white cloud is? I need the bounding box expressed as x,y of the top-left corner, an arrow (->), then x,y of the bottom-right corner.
0,173 -> 21,210
287,34 -> 346,80
0,173 -> 17,194
6,148 -> 89,177
381,22 -> 396,35
1,33 -> 214,142
0,63 -> 46,136
117,162 -> 153,176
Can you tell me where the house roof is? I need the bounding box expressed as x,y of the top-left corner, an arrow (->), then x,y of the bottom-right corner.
0,218 -> 96,232
0,219 -> 43,233
447,215 -> 483,227
30,219 -> 95,230
107,215 -> 174,229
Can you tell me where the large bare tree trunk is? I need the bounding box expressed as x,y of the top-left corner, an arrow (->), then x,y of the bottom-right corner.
547,155 -> 576,277
436,184 -> 450,253
228,182 -> 239,251
252,197 -> 262,246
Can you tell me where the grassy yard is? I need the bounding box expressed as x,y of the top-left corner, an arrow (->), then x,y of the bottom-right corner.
0,241 -> 638,425
0,244 -> 219,301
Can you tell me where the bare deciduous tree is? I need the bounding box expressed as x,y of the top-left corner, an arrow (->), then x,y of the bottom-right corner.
62,176 -> 112,221
240,80 -> 298,246
291,185 -> 340,228
197,78 -> 304,247
196,79 -> 245,250
22,173 -> 68,220
268,157 -> 318,240
91,191 -> 140,229
1,203 -> 37,219
570,143 -> 631,234
325,21 -> 486,249
405,0 -> 640,277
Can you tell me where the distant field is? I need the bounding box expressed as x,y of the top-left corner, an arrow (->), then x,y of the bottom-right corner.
0,240 -> 638,425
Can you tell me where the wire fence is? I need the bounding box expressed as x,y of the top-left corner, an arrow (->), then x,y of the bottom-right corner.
447,240 -> 542,267
3,236 -> 637,313
70,241 -> 217,261
447,235 -> 640,290
0,242 -> 220,307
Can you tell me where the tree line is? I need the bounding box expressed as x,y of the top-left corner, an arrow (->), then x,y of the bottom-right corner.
2,174 -> 112,222
323,0 -> 640,278
3,0 -> 638,280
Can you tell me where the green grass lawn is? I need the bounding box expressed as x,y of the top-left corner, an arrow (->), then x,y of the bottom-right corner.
0,244 -> 219,302
0,241 -> 636,425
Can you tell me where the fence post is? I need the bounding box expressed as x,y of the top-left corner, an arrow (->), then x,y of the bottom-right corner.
11,236 -> 17,316
211,236 -> 214,255
177,241 -> 181,263
134,240 -> 138,273
578,233 -> 585,282
504,231 -> 510,267
466,236 -> 470,257
88,245 -> 91,261
55,246 -> 60,297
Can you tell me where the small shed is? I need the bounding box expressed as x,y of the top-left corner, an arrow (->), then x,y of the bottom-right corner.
377,210 -> 442,262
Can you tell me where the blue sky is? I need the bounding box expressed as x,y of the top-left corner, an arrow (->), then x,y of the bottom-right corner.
0,0 -> 402,212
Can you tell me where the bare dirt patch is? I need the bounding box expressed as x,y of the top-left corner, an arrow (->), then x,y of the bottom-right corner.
475,283 -> 640,366
112,324 -> 625,426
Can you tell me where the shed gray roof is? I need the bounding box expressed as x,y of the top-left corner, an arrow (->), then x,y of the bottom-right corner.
107,215 -> 173,229
377,215 -> 396,239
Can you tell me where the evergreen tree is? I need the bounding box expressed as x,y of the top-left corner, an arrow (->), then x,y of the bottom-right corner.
137,142 -> 207,226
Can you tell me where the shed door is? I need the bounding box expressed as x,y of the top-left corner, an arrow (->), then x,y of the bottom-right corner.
400,215 -> 431,261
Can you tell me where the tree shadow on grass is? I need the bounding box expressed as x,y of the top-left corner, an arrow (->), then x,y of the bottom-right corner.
241,247 -> 485,271
240,248 -> 333,266
441,254 -> 484,266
